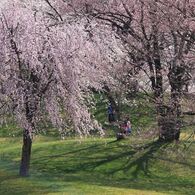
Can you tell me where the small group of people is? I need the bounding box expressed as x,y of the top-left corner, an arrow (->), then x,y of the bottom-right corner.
107,103 -> 132,136
120,117 -> 132,135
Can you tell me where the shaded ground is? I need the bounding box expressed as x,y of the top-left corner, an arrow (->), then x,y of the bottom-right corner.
0,136 -> 194,195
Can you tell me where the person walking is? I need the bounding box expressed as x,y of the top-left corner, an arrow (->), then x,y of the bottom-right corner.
108,104 -> 115,123
126,117 -> 132,135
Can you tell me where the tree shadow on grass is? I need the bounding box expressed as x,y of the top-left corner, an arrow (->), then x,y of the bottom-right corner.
32,139 -> 118,160
1,139 -> 194,195
0,166 -> 63,195
30,140 -> 195,194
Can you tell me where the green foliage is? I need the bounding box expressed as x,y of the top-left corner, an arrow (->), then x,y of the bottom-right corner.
0,136 -> 194,195
92,93 -> 108,124
0,124 -> 22,137
93,93 -> 156,137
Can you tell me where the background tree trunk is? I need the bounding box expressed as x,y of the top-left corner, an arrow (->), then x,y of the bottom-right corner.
158,111 -> 181,142
158,65 -> 184,141
156,92 -> 181,142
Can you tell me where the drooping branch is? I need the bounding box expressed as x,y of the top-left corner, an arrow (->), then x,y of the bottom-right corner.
44,0 -> 63,21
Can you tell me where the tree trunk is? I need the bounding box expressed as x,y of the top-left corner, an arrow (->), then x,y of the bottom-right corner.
19,128 -> 32,177
158,112 -> 180,142
157,82 -> 181,142
158,65 -> 184,142
148,39 -> 181,142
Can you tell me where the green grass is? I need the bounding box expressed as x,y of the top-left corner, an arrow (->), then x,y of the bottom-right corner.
0,135 -> 194,195
0,93 -> 194,194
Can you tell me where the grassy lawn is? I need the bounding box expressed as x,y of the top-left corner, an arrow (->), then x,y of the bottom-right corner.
0,93 -> 194,194
0,135 -> 194,195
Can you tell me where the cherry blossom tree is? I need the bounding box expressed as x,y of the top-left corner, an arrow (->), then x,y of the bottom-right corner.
1,0 -> 194,177
0,0 -> 119,176
73,0 -> 195,141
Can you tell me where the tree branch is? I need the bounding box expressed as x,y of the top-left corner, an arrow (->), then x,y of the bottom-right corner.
44,0 -> 63,21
